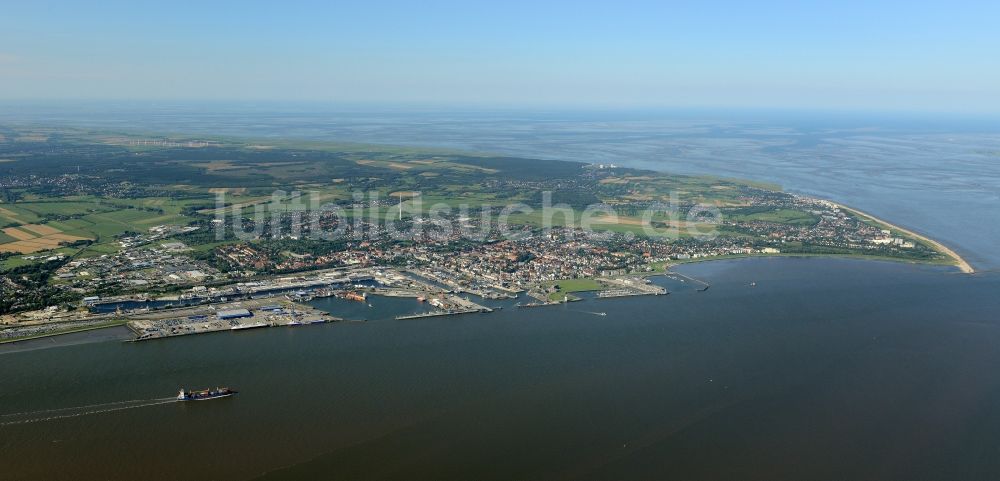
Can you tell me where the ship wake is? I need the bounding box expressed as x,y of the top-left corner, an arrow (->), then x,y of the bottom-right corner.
0,397 -> 177,426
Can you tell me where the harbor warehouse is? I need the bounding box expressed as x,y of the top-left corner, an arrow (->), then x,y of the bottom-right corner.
217,309 -> 252,320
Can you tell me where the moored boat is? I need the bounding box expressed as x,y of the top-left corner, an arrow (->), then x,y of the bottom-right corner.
340,291 -> 367,302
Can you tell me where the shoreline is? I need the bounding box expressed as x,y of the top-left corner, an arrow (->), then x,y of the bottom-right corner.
831,202 -> 974,274
0,251 -> 968,350
0,321 -> 127,345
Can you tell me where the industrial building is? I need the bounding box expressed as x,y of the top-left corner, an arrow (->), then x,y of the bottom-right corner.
217,308 -> 253,320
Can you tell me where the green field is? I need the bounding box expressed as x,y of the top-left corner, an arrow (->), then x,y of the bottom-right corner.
730,208 -> 819,226
549,278 -> 604,292
9,201 -> 113,217
0,204 -> 42,224
541,278 -> 604,300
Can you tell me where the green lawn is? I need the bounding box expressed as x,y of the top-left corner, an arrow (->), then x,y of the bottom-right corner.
554,278 -> 603,292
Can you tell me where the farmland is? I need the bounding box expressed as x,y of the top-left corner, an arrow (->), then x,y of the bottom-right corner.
0,196 -> 200,259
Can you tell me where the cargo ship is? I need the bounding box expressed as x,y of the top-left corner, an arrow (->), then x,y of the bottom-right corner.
177,387 -> 237,401
340,291 -> 367,302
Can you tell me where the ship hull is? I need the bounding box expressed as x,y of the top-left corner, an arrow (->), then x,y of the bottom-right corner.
177,388 -> 237,401
179,393 -> 234,401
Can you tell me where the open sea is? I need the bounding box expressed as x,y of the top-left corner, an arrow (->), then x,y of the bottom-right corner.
2,106 -> 1000,480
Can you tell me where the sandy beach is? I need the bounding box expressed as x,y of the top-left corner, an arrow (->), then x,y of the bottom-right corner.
834,202 -> 975,274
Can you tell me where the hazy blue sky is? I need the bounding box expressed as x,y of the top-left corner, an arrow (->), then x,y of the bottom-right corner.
1,0 -> 998,112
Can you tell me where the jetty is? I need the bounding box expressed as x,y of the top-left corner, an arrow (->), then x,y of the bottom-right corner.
596,277 -> 668,298
395,309 -> 484,320
666,271 -> 711,291
596,288 -> 667,298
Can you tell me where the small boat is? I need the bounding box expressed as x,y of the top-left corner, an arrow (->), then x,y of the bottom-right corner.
177,387 -> 237,401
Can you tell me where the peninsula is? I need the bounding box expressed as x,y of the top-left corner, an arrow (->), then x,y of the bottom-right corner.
0,126 -> 972,342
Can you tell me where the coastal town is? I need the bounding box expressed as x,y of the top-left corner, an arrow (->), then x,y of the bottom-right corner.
0,189 -> 949,344
0,129 -> 967,345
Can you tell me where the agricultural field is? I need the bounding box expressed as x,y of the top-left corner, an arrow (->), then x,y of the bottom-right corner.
0,223 -> 90,254
0,196 -> 200,256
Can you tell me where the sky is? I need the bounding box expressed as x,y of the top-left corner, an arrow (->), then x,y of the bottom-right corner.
1,0 -> 999,113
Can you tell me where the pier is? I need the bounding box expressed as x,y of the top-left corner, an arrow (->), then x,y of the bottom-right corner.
395,309 -> 484,320
596,288 -> 667,298
666,271 -> 711,291
517,302 -> 561,308
596,277 -> 668,298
